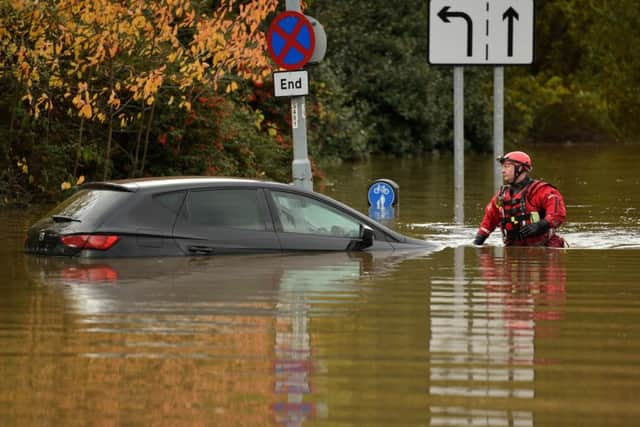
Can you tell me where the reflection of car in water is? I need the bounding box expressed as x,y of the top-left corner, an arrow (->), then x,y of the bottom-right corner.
24,250 -> 434,311
25,249 -> 433,426
24,177 -> 434,258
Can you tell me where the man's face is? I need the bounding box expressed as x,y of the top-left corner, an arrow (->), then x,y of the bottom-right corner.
501,161 -> 516,183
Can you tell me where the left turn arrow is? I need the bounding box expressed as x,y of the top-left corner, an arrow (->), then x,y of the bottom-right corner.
438,6 -> 473,57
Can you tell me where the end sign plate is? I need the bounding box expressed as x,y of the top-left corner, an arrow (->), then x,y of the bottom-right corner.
274,70 -> 309,97
428,0 -> 534,65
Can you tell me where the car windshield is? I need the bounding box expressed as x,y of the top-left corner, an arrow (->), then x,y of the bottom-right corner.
46,189 -> 132,225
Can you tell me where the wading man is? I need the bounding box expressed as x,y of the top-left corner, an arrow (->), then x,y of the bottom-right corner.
473,151 -> 567,248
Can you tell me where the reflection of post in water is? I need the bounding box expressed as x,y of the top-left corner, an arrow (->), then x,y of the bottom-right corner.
429,247 -> 566,426
272,259 -> 362,426
272,295 -> 315,426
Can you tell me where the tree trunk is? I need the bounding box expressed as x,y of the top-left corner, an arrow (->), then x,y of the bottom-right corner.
103,112 -> 113,181
139,101 -> 156,177
73,118 -> 84,178
132,100 -> 146,177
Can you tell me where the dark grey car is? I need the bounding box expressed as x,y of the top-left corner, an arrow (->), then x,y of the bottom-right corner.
24,177 -> 433,258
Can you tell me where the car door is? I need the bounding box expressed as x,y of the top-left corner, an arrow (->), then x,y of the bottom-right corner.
173,187 -> 280,255
267,190 -> 371,251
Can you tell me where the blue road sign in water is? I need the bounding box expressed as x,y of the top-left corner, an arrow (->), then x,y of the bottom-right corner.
267,11 -> 315,70
368,180 -> 397,210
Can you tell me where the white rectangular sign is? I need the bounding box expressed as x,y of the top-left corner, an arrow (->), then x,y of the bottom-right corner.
428,0 -> 534,65
274,70 -> 309,97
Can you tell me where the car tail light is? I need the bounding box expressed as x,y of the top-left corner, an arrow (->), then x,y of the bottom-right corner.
61,234 -> 120,251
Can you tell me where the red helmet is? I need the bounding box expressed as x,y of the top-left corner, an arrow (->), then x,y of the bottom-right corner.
497,151 -> 532,171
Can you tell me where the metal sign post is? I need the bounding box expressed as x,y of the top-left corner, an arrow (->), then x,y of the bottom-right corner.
454,67 -> 464,225
493,67 -> 504,191
266,2 -> 325,192
284,0 -> 313,191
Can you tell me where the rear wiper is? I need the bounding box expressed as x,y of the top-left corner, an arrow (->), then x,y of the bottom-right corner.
52,215 -> 81,223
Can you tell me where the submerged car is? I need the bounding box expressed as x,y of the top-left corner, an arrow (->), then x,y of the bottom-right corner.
24,176 -> 433,258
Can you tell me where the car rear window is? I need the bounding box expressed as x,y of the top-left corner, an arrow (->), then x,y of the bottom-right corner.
46,189 -> 132,225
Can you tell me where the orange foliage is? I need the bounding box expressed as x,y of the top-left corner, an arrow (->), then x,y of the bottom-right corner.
1,0 -> 279,123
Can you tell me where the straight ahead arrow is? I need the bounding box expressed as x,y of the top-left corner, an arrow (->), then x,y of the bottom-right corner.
502,7 -> 519,57
438,6 -> 473,57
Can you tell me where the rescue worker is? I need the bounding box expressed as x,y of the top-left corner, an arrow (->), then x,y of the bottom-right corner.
473,151 -> 567,247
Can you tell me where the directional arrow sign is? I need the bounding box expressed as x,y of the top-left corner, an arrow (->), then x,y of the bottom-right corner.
438,6 -> 473,57
428,0 -> 534,65
503,7 -> 519,57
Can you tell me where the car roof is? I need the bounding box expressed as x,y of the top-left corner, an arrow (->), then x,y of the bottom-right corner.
81,176 -> 293,193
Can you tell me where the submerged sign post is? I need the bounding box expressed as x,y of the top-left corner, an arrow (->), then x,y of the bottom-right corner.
428,0 -> 534,222
367,179 -> 399,221
266,4 -> 323,192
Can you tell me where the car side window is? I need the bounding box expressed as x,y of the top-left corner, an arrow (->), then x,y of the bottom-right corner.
271,191 -> 360,238
184,189 -> 266,231
154,191 -> 186,213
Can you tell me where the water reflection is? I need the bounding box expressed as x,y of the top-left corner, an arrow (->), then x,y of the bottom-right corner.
429,247 -> 566,426
24,250 -> 430,426
7,144 -> 640,425
273,267 -> 325,426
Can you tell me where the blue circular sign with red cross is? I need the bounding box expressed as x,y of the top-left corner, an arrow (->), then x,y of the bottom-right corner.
267,11 -> 315,70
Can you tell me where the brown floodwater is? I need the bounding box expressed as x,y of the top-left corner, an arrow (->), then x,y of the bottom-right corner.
1,143 -> 639,426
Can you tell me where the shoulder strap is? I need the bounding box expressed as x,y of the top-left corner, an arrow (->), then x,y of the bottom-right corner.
525,179 -> 548,200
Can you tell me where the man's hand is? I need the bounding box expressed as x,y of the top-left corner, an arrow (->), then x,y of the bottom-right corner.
519,219 -> 549,239
473,233 -> 487,246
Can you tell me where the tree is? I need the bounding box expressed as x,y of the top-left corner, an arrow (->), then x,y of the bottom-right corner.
504,0 -> 640,143
1,0 -> 286,203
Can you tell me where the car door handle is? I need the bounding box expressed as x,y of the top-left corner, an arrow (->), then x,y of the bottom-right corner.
188,245 -> 215,255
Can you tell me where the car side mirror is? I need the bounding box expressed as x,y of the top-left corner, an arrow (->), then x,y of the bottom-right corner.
361,225 -> 374,248
347,224 -> 375,251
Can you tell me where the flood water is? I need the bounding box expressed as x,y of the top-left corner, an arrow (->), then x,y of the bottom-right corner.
1,143 -> 639,426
